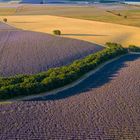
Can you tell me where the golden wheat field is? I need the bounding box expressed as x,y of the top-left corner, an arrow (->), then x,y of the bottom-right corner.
6,15 -> 140,47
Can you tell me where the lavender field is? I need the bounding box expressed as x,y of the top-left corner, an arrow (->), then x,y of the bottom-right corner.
0,1 -> 140,139
0,22 -> 102,77
0,54 -> 140,139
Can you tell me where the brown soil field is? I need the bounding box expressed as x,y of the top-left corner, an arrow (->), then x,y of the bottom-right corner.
6,15 -> 140,47
0,22 -> 102,77
0,54 -> 140,139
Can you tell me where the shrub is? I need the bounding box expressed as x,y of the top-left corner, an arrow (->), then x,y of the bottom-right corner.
0,43 -> 127,100
117,13 -> 121,16
128,45 -> 140,52
3,18 -> 7,23
106,42 -> 122,48
124,16 -> 127,19
53,30 -> 61,35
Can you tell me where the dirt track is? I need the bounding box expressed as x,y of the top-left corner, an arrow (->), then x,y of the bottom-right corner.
0,22 -> 102,77
0,54 -> 140,139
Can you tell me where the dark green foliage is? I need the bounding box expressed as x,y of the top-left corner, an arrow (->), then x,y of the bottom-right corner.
117,13 -> 121,16
53,30 -> 61,35
128,45 -> 140,52
124,15 -> 127,19
0,43 -> 127,100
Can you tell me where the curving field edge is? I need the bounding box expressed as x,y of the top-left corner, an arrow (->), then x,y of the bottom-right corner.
9,52 -> 140,101
1,44 -> 139,101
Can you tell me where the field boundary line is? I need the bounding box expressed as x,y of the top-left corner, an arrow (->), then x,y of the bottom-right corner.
7,53 -> 135,101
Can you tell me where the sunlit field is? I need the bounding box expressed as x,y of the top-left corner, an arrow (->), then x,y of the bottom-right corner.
0,3 -> 139,47
0,2 -> 140,139
6,15 -> 140,47
0,3 -> 140,27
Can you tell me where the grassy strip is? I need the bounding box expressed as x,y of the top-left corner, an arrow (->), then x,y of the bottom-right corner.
128,45 -> 140,52
0,43 -> 127,100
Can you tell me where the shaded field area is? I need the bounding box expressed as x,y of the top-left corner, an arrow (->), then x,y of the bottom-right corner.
0,3 -> 140,27
0,54 -> 140,139
0,22 -> 102,77
6,15 -> 140,47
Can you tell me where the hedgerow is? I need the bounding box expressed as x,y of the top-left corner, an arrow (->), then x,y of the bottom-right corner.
0,43 -> 127,100
128,45 -> 140,52
53,30 -> 61,35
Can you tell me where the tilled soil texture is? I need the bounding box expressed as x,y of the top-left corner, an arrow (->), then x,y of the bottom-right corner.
0,22 -> 102,77
0,54 -> 140,139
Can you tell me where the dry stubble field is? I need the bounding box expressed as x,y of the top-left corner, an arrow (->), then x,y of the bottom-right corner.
0,3 -> 140,27
0,54 -> 140,139
6,15 -> 140,47
0,22 -> 102,77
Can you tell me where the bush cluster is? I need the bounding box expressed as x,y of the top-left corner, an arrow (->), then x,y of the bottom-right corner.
0,43 -> 127,100
128,45 -> 140,52
3,18 -> 7,23
53,30 -> 61,35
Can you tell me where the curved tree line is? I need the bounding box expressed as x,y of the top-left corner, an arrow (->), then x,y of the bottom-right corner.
0,43 -> 139,100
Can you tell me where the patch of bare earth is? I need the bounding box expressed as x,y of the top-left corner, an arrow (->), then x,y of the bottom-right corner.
0,22 -> 102,77
0,54 -> 140,139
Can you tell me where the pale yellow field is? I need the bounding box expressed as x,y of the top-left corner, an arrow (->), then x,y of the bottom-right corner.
5,15 -> 140,47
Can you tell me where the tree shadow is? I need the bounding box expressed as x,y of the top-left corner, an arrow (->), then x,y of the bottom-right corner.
62,34 -> 108,37
28,54 -> 140,101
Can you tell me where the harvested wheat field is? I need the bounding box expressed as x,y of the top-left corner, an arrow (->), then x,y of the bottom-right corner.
0,22 -> 102,77
1,4 -> 140,27
0,54 -> 140,139
6,15 -> 140,47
